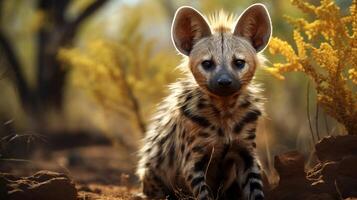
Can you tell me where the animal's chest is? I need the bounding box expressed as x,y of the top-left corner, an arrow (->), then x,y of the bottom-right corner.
201,136 -> 233,193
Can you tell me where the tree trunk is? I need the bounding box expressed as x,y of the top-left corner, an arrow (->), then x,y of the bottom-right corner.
0,0 -> 109,119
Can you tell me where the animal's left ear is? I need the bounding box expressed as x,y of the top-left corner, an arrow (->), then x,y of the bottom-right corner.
171,6 -> 212,56
233,4 -> 272,52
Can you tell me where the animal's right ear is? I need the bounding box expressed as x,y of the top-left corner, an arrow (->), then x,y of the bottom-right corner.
171,6 -> 212,56
233,4 -> 272,52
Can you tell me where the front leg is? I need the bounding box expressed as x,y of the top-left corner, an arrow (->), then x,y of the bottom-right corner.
237,119 -> 264,199
183,142 -> 214,200
141,168 -> 173,199
240,155 -> 264,200
223,139 -> 264,200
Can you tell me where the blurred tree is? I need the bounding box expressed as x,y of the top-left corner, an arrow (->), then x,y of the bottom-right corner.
0,0 -> 109,124
59,8 -> 180,135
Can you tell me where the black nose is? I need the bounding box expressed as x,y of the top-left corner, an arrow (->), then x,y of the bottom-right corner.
217,75 -> 232,86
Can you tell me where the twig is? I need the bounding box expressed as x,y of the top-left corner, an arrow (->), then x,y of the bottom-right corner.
215,184 -> 224,200
69,0 -> 108,31
60,0 -> 109,44
307,81 -> 315,144
114,52 -> 146,135
334,180 -> 343,200
205,147 -> 215,177
202,147 -> 215,199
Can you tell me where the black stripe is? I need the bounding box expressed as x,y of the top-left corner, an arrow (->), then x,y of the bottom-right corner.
185,92 -> 193,101
144,147 -> 151,154
158,134 -> 170,146
191,176 -> 205,188
181,104 -> 211,127
151,173 -> 161,183
247,128 -> 256,135
198,132 -> 210,138
234,110 -> 261,134
250,182 -> 263,192
185,151 -> 191,162
211,105 -> 220,115
151,132 -> 160,141
217,128 -> 224,136
244,110 -> 262,123
239,147 -> 254,171
194,154 -> 210,172
188,135 -> 196,145
180,144 -> 185,153
246,134 -> 256,140
158,124 -> 176,146
147,170 -> 174,197
239,100 -> 251,108
181,130 -> 186,139
224,181 -> 240,199
221,143 -> 230,158
154,152 -> 164,168
157,153 -> 164,164
150,169 -> 164,185
243,172 -> 262,188
255,194 -> 264,200
170,124 -> 177,134
217,143 -> 231,183
221,32 -> 224,56
168,143 -> 175,166
197,101 -> 206,109
192,146 -> 205,154
187,174 -> 193,181
234,123 -> 244,134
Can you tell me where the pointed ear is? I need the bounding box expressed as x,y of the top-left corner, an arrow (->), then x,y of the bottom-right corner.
233,4 -> 272,52
171,6 -> 212,55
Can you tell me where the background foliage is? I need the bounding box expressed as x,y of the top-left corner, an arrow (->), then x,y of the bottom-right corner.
268,0 -> 356,135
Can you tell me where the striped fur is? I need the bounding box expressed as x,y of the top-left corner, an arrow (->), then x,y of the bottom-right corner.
137,4 -> 271,200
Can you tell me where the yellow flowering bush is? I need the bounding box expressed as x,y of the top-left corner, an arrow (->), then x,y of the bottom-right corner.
58,15 -> 180,135
268,0 -> 357,135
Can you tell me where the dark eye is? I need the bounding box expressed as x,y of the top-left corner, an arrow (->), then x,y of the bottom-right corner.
233,59 -> 245,69
201,60 -> 214,70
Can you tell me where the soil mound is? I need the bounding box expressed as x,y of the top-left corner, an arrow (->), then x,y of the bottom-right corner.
1,170 -> 77,200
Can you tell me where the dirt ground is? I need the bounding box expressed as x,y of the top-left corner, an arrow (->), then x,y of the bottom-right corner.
1,135 -> 357,200
1,140 -> 142,200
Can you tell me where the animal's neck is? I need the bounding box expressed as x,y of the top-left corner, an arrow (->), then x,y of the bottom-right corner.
182,75 -> 256,121
191,85 -> 250,120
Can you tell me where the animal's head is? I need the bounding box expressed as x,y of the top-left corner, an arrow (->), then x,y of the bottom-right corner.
171,4 -> 272,97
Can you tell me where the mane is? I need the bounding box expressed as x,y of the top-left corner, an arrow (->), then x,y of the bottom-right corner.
207,10 -> 237,33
